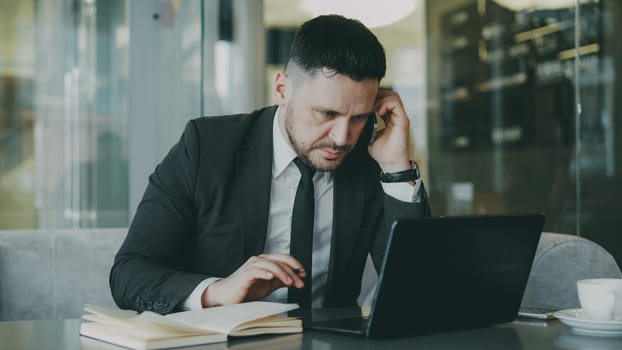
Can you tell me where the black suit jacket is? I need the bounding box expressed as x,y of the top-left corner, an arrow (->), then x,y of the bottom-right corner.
110,106 -> 430,314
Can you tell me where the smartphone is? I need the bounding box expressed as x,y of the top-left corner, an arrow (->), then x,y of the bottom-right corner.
518,306 -> 558,320
367,112 -> 379,145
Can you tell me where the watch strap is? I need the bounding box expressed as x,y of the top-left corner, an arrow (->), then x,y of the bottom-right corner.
380,161 -> 420,183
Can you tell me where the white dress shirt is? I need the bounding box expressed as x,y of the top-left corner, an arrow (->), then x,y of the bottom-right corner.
183,108 -> 420,310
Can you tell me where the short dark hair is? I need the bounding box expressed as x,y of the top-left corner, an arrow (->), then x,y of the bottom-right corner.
286,14 -> 386,82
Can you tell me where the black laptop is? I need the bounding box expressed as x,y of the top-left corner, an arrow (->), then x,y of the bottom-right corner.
305,214 -> 545,339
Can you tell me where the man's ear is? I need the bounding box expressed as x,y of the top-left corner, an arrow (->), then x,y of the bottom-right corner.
272,71 -> 288,106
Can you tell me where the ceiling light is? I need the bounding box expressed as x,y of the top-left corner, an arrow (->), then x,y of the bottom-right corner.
301,0 -> 417,28
493,0 -> 575,11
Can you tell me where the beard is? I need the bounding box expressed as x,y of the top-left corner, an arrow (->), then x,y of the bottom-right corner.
284,104 -> 353,172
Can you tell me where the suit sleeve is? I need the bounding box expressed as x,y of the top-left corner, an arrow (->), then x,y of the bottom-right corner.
370,182 -> 431,270
110,120 -> 209,314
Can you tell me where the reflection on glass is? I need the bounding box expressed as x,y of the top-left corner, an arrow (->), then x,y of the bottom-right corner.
0,0 -> 130,229
555,328 -> 622,350
428,0 -> 621,265
0,0 -> 37,229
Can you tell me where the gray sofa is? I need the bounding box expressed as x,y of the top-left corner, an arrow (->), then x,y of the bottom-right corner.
1,229 -> 620,321
521,232 -> 622,309
0,229 -> 126,320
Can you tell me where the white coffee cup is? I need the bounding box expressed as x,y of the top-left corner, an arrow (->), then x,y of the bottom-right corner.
577,278 -> 622,321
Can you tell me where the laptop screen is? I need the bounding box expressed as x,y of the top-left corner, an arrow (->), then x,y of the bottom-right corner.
366,214 -> 544,338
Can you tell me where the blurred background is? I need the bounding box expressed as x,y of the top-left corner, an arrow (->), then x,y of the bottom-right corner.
1,0 -> 621,265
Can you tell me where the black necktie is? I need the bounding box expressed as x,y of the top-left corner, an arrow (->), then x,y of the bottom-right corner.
288,157 -> 315,307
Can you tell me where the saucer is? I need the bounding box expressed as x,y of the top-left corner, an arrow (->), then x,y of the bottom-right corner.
555,309 -> 622,337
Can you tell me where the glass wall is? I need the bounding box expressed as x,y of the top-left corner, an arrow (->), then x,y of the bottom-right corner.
126,0 -> 265,218
1,0 -> 131,229
0,0 -> 36,228
1,0 -> 621,266
0,0 -> 264,228
426,0 -> 622,265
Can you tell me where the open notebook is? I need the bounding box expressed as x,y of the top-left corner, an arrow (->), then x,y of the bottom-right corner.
80,301 -> 302,349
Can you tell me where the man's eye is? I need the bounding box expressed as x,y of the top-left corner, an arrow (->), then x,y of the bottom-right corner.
320,111 -> 337,118
353,114 -> 369,122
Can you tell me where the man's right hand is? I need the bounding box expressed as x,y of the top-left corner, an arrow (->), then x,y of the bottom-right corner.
201,254 -> 306,307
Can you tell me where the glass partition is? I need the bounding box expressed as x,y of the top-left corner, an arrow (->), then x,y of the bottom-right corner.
426,0 -> 622,264
0,0 -> 131,229
0,0 -> 37,228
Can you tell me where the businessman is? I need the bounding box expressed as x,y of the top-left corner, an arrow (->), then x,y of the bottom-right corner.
110,14 -> 431,314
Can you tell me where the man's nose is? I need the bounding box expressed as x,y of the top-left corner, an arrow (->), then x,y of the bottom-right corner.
329,118 -> 351,146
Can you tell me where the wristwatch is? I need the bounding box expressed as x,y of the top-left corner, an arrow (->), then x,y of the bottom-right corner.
380,160 -> 420,183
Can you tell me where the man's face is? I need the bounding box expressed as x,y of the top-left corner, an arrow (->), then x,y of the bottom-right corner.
275,69 -> 378,171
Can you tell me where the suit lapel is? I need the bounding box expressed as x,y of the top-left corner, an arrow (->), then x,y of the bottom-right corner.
236,107 -> 276,258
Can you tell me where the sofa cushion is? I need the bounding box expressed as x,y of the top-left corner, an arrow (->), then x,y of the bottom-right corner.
0,229 -> 126,321
521,232 -> 622,310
